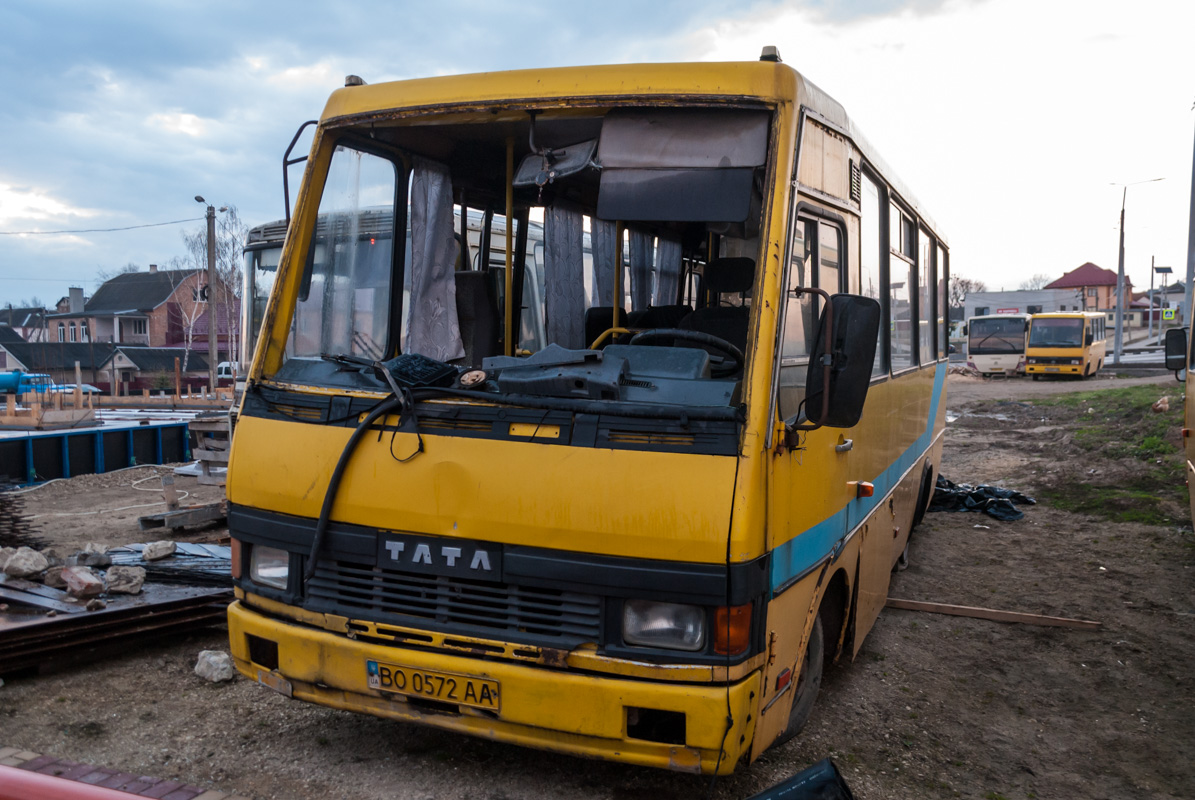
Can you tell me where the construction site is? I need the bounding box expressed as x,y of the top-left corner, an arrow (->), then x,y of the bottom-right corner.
0,370 -> 1190,800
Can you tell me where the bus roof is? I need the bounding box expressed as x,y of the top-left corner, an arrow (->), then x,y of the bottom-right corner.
317,59 -> 945,245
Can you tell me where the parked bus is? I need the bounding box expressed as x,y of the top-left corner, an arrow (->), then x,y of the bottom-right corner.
226,51 -> 950,774
965,313 -> 1029,376
1025,311 -> 1106,380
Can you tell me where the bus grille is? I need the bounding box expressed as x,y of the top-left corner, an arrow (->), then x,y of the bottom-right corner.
306,560 -> 603,644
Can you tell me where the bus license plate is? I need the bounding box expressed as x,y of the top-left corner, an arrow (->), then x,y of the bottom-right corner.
366,660 -> 500,710
1046,367 -> 1060,372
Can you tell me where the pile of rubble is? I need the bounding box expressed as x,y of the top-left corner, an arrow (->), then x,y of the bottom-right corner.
0,541 -> 181,612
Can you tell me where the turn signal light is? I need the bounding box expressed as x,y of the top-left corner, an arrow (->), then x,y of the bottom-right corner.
851,481 -> 875,498
713,604 -> 752,655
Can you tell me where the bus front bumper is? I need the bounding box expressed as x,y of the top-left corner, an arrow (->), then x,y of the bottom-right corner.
1026,364 -> 1081,375
227,600 -> 759,774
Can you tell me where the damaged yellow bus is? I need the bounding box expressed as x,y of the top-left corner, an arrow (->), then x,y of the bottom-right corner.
226,50 -> 949,774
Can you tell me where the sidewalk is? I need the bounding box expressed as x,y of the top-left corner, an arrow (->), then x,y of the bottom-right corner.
0,747 -> 249,800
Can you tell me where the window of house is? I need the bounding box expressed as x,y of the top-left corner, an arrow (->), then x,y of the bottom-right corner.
57,323 -> 65,342
69,322 -> 77,342
131,319 -> 147,335
1027,305 -> 1042,314
975,307 -> 989,317
1086,288 -> 1098,297
889,203 -> 916,371
81,321 -> 89,342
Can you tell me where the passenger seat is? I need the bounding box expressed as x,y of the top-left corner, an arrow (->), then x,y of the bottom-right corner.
677,257 -> 754,358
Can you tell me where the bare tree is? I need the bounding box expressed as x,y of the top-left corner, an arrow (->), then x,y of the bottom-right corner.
1018,273 -> 1053,291
949,276 -> 987,308
94,262 -> 141,290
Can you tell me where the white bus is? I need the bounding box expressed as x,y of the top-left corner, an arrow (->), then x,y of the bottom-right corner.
965,313 -> 1030,376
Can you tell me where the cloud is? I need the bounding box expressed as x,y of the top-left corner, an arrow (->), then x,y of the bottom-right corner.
148,112 -> 208,137
0,183 -> 98,224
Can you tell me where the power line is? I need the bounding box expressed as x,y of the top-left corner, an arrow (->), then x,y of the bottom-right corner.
0,217 -> 204,236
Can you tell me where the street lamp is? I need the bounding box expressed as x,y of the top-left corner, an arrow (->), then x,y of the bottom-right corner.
194,196 -> 228,392
1110,178 -> 1164,364
1155,264 -> 1173,337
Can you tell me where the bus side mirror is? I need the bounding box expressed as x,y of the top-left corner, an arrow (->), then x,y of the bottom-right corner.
1164,327 -> 1188,378
961,324 -> 968,336
1085,329 -> 1094,346
799,294 -> 881,430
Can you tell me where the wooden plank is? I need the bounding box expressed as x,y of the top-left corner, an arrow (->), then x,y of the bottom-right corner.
193,447 -> 230,463
885,598 -> 1102,630
161,475 -> 180,511
138,503 -> 225,530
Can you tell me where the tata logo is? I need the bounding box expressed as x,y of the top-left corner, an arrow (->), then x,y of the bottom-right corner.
376,533 -> 503,580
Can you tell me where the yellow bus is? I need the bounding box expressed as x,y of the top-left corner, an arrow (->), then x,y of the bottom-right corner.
1025,311 -> 1106,380
226,50 -> 950,774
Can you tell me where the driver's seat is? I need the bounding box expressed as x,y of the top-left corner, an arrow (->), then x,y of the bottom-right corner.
677,257 -> 754,360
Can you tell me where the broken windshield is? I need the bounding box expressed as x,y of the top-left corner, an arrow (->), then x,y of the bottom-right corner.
266,106 -> 772,411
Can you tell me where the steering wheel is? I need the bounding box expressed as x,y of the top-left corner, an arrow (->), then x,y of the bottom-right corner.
628,328 -> 744,377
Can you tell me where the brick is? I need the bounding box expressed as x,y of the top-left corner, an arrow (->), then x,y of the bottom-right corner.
141,780 -> 184,798
117,779 -> 158,795
191,791 -> 229,800
12,750 -> 40,761
162,788 -> 204,800
16,754 -> 57,771
58,763 -> 99,781
80,768 -> 117,785
99,771 -> 141,789
0,758 -> 25,767
0,747 -> 20,760
37,759 -> 79,776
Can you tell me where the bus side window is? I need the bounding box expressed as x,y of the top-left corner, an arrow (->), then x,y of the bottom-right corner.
860,172 -> 886,377
777,217 -> 843,420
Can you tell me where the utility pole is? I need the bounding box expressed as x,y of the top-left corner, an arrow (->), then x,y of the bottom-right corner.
205,203 -> 217,389
196,196 -> 224,393
1114,188 -> 1125,365
1186,102 -> 1195,329
1149,255 -> 1155,339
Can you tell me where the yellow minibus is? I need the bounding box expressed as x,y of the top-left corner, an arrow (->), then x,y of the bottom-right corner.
226,50 -> 949,774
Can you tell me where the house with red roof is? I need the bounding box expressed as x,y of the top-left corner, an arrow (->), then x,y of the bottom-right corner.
1044,263 -> 1128,311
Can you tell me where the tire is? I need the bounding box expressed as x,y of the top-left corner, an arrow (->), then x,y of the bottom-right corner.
1032,375 -> 1040,382
771,615 -> 825,748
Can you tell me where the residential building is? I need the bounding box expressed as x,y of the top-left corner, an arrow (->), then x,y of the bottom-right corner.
1044,262 -> 1127,311
963,289 -> 1083,321
0,306 -> 50,342
46,265 -> 236,361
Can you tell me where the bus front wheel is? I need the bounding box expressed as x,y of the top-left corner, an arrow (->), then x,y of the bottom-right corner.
772,615 -> 825,748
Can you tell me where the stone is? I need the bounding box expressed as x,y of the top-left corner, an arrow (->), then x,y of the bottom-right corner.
85,598 -> 107,611
0,547 -> 14,572
4,547 -> 48,578
194,650 -> 236,683
105,566 -> 145,595
39,547 -> 65,567
142,541 -> 177,561
67,551 -> 112,568
60,566 -> 104,598
81,542 -> 107,555
43,566 -> 67,589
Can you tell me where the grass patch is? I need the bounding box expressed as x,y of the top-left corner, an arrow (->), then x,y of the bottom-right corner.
1028,385 -> 1187,524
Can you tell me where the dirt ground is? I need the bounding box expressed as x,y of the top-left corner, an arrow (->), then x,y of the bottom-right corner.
1,371 -> 1192,800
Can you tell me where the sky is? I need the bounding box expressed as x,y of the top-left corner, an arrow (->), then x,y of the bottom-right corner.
0,0 -> 1191,307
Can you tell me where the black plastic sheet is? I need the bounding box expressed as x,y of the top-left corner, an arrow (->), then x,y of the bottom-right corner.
743,758 -> 855,800
928,476 -> 1036,521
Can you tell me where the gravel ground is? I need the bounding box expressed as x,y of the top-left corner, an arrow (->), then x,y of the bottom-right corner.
1,373 -> 1191,799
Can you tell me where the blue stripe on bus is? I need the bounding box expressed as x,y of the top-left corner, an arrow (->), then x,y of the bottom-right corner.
769,362 -> 947,595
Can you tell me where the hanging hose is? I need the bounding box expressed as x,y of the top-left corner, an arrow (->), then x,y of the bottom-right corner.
302,394 -> 404,583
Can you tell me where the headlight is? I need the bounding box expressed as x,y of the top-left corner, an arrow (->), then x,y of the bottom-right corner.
1070,358 -> 1082,365
622,599 -> 705,651
249,545 -> 290,590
